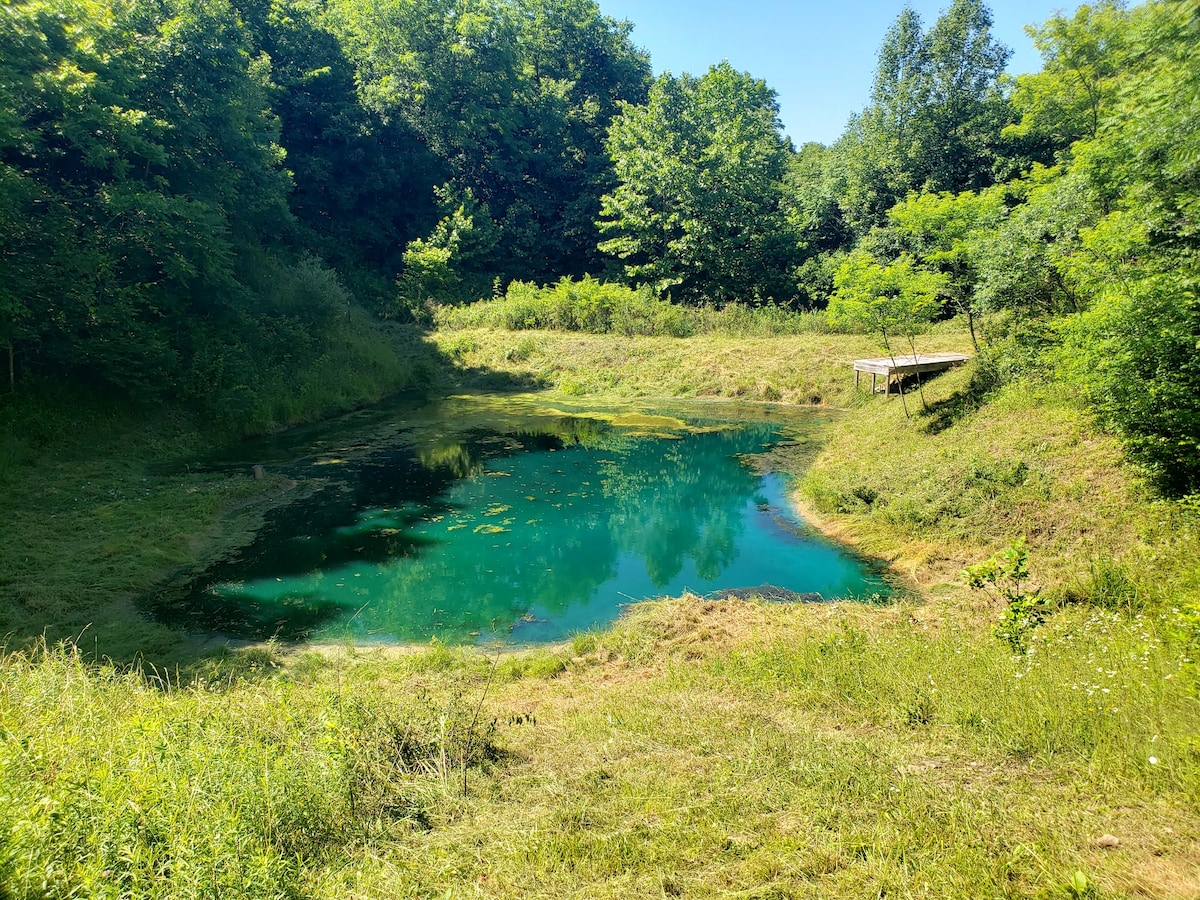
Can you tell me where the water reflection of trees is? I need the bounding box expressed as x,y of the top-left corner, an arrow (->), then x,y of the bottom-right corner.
417,416 -> 617,478
420,441 -> 484,479
347,422 -> 779,640
170,412 -> 786,643
600,427 -> 770,587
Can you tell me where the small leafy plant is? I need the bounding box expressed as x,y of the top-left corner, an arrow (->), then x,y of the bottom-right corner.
963,538 -> 1047,653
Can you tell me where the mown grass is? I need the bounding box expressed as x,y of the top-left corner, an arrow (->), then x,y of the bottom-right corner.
434,328 -> 972,408
796,363 -> 1200,608
2,596 -> 1196,899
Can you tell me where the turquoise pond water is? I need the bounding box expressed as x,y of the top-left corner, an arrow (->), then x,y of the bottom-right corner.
150,395 -> 888,644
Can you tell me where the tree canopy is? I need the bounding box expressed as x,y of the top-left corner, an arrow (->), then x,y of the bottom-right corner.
831,0 -> 1012,237
597,62 -> 798,305
2,0 -> 1199,487
331,0 -> 651,285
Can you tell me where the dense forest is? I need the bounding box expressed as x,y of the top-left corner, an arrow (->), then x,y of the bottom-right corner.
1,0 -> 1197,486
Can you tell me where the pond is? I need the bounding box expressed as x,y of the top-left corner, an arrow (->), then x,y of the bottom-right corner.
147,394 -> 889,645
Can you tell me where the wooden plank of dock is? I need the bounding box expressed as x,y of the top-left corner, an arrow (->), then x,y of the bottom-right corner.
853,352 -> 970,394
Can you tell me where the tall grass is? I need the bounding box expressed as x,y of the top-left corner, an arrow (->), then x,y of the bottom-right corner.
0,641 -> 502,900
211,311 -> 444,438
435,276 -> 833,337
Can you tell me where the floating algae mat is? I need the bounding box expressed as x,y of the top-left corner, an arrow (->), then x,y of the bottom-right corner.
153,395 -> 889,644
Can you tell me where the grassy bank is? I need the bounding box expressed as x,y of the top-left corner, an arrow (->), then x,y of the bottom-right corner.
434,328 -> 971,408
0,324 -> 450,662
2,596 -> 1196,899
796,366 -> 1200,608
2,324 -> 1198,898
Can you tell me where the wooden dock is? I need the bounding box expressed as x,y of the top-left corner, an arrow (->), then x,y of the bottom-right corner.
853,352 -> 970,394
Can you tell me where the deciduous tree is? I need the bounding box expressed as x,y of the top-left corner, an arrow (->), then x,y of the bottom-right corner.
880,188 -> 1005,348
837,0 -> 1011,235
827,250 -> 946,416
598,62 -> 798,304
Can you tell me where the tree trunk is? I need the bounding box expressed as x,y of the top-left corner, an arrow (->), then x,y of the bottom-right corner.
883,330 -> 910,419
906,334 -> 927,411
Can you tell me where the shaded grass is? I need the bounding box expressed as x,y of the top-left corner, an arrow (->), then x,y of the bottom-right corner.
0,324 -> 454,663
0,394 -> 290,660
0,320 -> 468,662
234,313 -> 443,436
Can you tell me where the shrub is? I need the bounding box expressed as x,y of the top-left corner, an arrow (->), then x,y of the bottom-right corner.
434,277 -> 834,337
964,539 -> 1048,654
1059,275 -> 1200,494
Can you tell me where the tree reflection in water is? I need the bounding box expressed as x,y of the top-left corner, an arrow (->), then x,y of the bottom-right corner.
154,398 -> 885,644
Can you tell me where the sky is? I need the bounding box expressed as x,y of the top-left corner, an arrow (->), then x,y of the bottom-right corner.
594,0 -> 1072,146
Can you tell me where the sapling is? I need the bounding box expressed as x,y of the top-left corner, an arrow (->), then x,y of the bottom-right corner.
963,538 -> 1047,653
828,251 -> 946,416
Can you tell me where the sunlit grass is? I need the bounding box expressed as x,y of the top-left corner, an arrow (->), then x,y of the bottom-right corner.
3,327 -> 1199,897
435,279 -> 835,338
432,328 -> 973,408
796,364 -> 1200,605
2,597 -> 1196,899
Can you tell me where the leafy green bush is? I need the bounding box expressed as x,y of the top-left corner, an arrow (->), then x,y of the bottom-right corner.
435,277 -> 833,336
1058,275 -> 1200,494
964,539 -> 1048,654
436,276 -> 667,334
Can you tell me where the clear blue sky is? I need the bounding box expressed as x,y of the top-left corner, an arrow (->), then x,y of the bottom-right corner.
595,0 -> 1072,146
